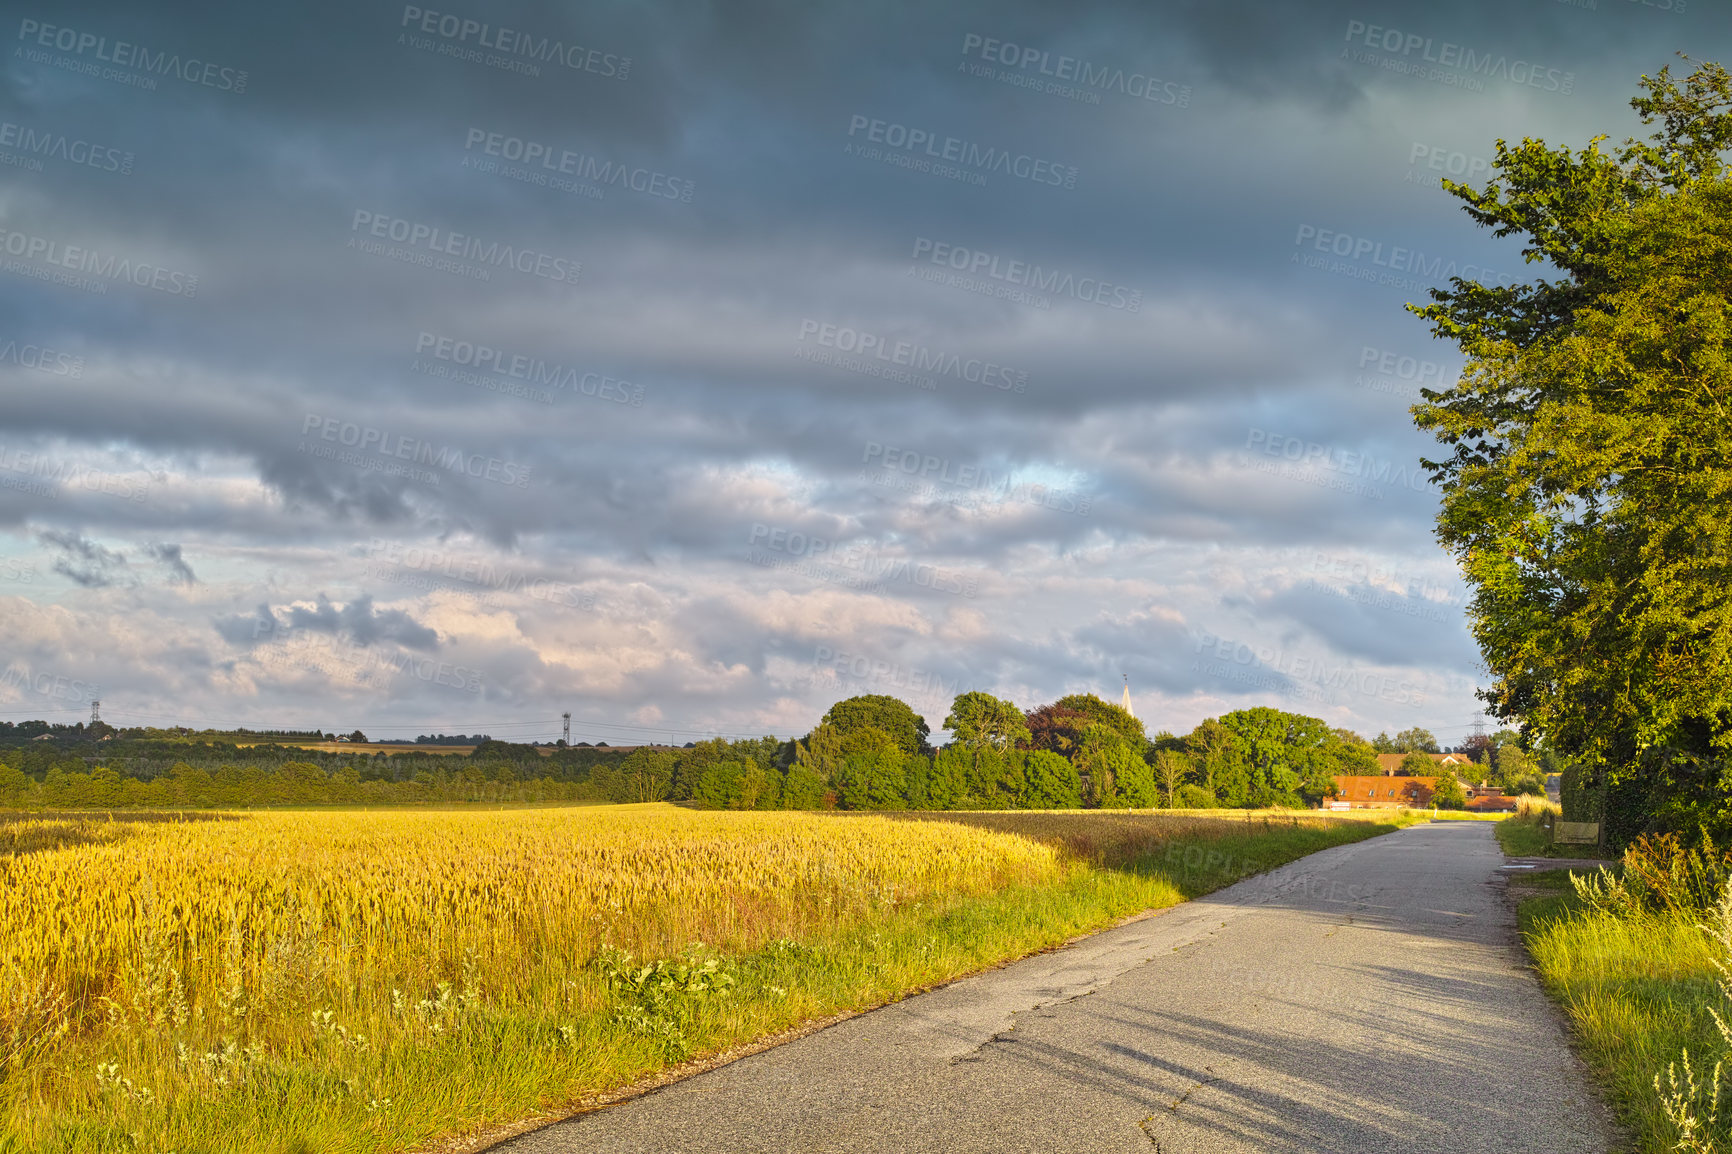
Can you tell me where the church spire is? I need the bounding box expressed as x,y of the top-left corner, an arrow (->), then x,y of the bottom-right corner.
1120,674 -> 1134,719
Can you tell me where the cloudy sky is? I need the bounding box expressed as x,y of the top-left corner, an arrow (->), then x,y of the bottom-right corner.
0,0 -> 1719,745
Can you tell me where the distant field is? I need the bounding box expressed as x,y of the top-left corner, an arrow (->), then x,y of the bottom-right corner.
229,741 -> 663,756
231,741 -> 482,755
0,804 -> 1409,1154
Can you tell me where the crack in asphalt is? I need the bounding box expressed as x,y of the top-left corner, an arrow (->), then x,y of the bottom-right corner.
1166,1064 -> 1221,1113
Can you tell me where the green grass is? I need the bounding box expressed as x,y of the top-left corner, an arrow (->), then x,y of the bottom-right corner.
1496,811 -> 1553,856
0,811 -> 1410,1154
1518,881 -> 1727,1151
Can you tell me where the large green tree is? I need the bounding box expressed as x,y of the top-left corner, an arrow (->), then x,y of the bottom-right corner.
943,691 -> 1032,749
1392,728 -> 1441,754
1184,719 -> 1250,805
1215,708 -> 1342,807
821,695 -> 931,757
1410,60 -> 1732,841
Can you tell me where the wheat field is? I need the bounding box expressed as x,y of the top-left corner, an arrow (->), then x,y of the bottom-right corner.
0,804 -> 1396,1153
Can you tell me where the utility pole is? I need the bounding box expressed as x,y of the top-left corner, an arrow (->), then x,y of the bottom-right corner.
562,711 -> 571,746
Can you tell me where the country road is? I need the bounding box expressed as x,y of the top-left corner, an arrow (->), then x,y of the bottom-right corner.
499,820 -> 1617,1153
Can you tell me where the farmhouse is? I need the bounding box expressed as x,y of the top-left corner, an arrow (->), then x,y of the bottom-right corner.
1464,785 -> 1518,813
1328,774 -> 1435,809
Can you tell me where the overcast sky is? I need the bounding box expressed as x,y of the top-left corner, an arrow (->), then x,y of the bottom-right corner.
0,0 -> 1721,745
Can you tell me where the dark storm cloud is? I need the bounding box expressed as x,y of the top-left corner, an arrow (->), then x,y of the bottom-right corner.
0,0 -> 1723,737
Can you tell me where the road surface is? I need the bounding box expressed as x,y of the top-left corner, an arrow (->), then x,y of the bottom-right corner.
498,820 -> 1616,1153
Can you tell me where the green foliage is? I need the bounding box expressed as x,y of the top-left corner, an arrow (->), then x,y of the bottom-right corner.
1509,773 -> 1548,797
1430,773 -> 1468,810
942,691 -> 1031,749
693,761 -> 747,810
836,725 -> 900,756
833,749 -> 907,810
791,724 -> 844,783
1562,762 -> 1606,822
1184,719 -> 1250,804
1398,750 -> 1438,777
1050,694 -> 1144,743
1329,733 -> 1381,776
1019,751 -> 1082,809
780,763 -> 828,810
594,749 -> 677,804
1215,708 -> 1343,806
1619,830 -> 1732,918
925,745 -> 970,810
1174,783 -> 1217,808
0,762 -> 30,801
1072,725 -> 1127,807
820,695 -> 931,757
1391,727 -> 1441,754
1150,749 -> 1190,805
1098,743 -> 1159,809
1409,61 -> 1732,844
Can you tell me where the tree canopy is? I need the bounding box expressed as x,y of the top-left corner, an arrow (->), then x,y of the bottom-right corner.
943,691 -> 1032,749
820,695 -> 931,757
1050,694 -> 1145,743
1410,60 -> 1732,840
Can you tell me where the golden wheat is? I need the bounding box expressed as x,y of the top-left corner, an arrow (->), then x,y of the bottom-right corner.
0,805 -> 1396,1153
0,805 -> 1067,1148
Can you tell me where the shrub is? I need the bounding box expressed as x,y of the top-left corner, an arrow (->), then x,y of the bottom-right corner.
1174,784 -> 1216,809
1622,831 -> 1732,918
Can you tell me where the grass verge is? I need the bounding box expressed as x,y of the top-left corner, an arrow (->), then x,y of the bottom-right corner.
1515,872 -> 1724,1151
1,807 -> 1409,1154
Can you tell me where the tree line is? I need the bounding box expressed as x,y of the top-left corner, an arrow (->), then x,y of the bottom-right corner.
591,693 -> 1542,811
0,693 -> 1551,811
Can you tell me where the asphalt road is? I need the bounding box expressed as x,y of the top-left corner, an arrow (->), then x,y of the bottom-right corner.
500,820 -> 1616,1153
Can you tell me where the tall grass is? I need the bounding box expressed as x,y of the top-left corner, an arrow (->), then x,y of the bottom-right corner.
1521,831 -> 1732,1151
1494,798 -> 1564,857
0,805 -> 1402,1154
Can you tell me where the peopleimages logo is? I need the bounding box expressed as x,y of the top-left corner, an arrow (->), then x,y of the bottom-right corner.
797,319 -> 1029,393
0,226 -> 197,297
845,114 -> 1077,188
959,33 -> 1191,107
414,332 -> 643,405
348,211 -> 581,283
16,19 -> 248,93
0,120 -> 133,175
399,7 -> 630,79
1292,224 -> 1506,289
1342,20 -> 1574,94
910,238 -> 1141,312
299,413 -> 532,488
1245,428 -> 1430,492
463,129 -> 694,202
0,664 -> 100,703
0,337 -> 83,377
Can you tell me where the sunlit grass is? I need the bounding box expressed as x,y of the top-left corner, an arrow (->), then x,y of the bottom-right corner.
1522,887 -> 1725,1150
